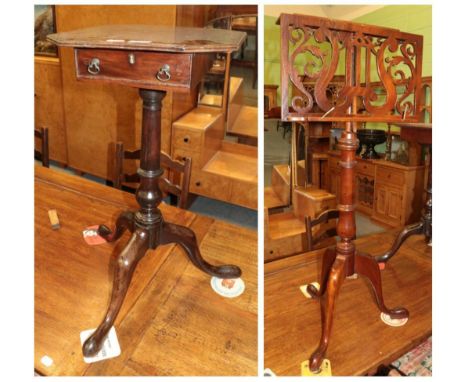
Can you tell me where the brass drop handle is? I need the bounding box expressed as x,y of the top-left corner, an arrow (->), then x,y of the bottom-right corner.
87,58 -> 100,75
183,136 -> 190,143
156,64 -> 171,81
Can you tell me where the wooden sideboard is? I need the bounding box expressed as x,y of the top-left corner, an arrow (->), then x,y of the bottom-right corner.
34,56 -> 67,164
328,151 -> 426,228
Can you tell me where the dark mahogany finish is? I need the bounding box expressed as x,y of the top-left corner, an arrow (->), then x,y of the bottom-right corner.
277,13 -> 425,372
82,88 -> 241,357
76,48 -> 212,92
48,24 -> 246,358
278,13 -> 423,123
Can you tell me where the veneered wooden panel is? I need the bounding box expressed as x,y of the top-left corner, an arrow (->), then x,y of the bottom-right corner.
34,56 -> 67,163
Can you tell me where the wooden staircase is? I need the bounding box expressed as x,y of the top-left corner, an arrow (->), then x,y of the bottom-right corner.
264,183 -> 336,262
264,163 -> 290,210
226,77 -> 258,146
171,76 -> 258,210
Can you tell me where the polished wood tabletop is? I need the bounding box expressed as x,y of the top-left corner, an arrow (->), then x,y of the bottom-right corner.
47,25 -> 246,52
34,166 -> 257,376
264,231 -> 431,376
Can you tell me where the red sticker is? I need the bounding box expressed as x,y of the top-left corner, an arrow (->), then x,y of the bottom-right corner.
83,225 -> 107,246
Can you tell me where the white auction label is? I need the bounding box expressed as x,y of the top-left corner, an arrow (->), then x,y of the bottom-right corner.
211,277 -> 245,298
380,312 -> 409,327
40,355 -> 53,367
299,282 -> 320,298
79,326 -> 121,363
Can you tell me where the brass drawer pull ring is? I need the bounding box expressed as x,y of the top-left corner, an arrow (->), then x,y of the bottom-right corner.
87,58 -> 101,75
156,64 -> 171,81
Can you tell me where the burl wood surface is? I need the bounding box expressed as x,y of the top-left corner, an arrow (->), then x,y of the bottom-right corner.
34,166 -> 257,376
265,232 -> 431,376
48,24 -> 246,53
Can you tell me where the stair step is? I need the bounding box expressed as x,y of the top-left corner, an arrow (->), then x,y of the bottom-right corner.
271,164 -> 290,206
292,186 -> 336,222
268,211 -> 305,240
264,186 -> 286,209
203,149 -> 257,183
228,105 -> 258,139
229,76 -> 243,103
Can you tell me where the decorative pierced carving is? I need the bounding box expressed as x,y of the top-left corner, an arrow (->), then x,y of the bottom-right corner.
279,14 -> 423,123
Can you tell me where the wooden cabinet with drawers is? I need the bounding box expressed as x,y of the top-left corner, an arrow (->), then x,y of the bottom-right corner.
171,105 -> 224,168
328,154 -> 341,197
372,162 -> 425,227
355,160 -> 376,215
172,106 -> 257,209
34,56 -> 68,164
328,151 -> 426,228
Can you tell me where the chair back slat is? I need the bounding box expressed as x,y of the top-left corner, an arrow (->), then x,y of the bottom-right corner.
304,209 -> 339,251
112,142 -> 192,209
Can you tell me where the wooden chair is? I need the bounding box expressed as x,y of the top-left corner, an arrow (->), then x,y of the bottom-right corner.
34,127 -> 49,167
304,209 -> 339,251
113,142 -> 192,209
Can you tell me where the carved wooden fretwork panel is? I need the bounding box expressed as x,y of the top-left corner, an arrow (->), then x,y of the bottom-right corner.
279,14 -> 423,123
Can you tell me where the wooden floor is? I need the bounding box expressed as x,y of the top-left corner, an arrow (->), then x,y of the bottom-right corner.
264,231 -> 432,376
35,167 -> 257,376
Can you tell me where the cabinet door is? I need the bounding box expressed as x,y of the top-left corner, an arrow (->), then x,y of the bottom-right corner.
375,185 -> 387,216
386,186 -> 403,222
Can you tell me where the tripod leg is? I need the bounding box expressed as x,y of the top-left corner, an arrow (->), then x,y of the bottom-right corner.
160,221 -> 241,278
97,210 -> 135,243
309,255 -> 347,372
82,228 -> 149,357
355,252 -> 408,319
307,248 -> 336,299
376,222 -> 423,263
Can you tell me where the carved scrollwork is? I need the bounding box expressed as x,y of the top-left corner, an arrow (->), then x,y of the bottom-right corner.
280,14 -> 423,123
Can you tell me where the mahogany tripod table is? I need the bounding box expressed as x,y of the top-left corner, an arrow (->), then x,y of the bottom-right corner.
48,25 -> 246,357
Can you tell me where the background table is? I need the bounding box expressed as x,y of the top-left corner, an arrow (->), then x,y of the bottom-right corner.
34,166 -> 257,376
264,231 -> 431,376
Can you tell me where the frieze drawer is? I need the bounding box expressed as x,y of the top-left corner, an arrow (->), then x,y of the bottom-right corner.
376,166 -> 405,186
75,48 -> 195,91
356,161 -> 375,177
